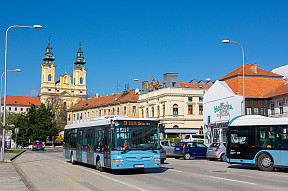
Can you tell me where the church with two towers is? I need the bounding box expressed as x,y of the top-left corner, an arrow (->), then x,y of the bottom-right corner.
39,41 -> 88,110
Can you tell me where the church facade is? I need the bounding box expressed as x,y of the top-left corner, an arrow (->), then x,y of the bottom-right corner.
39,41 -> 88,110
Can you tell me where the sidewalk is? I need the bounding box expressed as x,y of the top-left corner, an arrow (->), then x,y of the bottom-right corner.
0,150 -> 28,191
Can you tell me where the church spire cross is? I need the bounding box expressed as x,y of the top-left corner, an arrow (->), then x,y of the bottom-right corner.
74,42 -> 86,68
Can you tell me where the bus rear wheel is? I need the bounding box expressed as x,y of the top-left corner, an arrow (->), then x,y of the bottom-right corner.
258,153 -> 273,171
70,153 -> 76,165
96,159 -> 104,172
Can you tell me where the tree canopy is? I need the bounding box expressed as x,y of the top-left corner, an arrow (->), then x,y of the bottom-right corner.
11,103 -> 60,144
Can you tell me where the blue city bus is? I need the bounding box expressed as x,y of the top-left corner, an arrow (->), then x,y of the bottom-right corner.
227,115 -> 288,171
63,116 -> 161,171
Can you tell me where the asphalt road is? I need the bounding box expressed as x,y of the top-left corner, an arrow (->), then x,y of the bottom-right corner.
14,148 -> 288,191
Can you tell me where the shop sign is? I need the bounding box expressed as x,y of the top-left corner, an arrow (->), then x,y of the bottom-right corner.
214,102 -> 233,117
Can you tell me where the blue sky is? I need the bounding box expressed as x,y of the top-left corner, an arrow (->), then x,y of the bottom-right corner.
1,0 -> 288,97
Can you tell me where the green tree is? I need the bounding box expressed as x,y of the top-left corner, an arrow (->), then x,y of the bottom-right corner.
12,103 -> 60,144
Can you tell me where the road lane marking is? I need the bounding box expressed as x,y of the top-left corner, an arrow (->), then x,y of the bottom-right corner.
36,153 -> 147,191
210,176 -> 257,185
169,169 -> 182,173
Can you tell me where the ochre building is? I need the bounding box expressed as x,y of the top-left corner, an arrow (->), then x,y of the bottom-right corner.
39,41 -> 88,109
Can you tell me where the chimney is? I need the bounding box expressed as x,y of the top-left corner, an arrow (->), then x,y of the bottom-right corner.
94,93 -> 99,98
111,93 -> 115,96
250,63 -> 257,73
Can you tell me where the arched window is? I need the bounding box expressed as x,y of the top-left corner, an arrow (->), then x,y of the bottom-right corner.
123,106 -> 127,114
152,107 -> 154,117
117,107 -> 120,115
157,106 -> 160,117
132,106 -> 137,113
112,108 -> 115,115
173,104 -> 178,115
173,125 -> 179,128
142,109 -> 144,118
163,104 -> 165,116
80,77 -> 83,84
48,74 -> 52,81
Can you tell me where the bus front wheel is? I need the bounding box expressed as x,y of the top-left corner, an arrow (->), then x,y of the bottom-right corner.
70,153 -> 76,165
258,153 -> 274,171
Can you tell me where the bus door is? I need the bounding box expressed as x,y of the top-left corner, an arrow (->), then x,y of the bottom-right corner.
87,128 -> 95,165
64,130 -> 70,159
76,128 -> 82,162
104,126 -> 111,168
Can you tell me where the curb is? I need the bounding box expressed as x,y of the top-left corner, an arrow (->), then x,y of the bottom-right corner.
10,150 -> 26,161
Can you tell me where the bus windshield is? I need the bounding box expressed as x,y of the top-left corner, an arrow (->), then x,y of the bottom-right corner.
112,120 -> 159,150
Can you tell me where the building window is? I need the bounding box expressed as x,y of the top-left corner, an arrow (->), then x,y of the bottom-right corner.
157,106 -> 160,117
77,113 -> 79,120
80,77 -> 83,84
247,107 -> 252,115
57,90 -> 59,92
117,107 -> 120,115
163,104 -> 165,116
26,108 -> 29,112
271,103 -> 275,115
199,97 -> 203,102
260,107 -> 266,116
152,107 -> 154,117
112,108 -> 115,115
173,104 -> 178,115
188,97 -> 193,102
146,108 -> 148,117
48,89 -> 51,91
68,114 -> 71,121
141,109 -> 144,117
92,111 -> 94,118
48,74 -> 52,81
108,109 -> 111,115
279,102 -> 284,114
254,108 -> 259,115
99,110 -> 101,116
87,112 -> 90,118
15,107 -> 17,111
188,105 -> 193,114
63,102 -> 67,110
123,106 -> 127,114
80,113 -> 83,120
9,107 -> 11,111
21,108 -> 23,111
199,105 -> 203,115
80,91 -> 82,93
74,114 -> 76,120
172,82 -> 176,87
132,106 -> 136,113
173,125 -> 179,128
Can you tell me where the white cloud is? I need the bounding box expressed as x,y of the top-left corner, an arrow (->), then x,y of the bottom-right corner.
30,90 -> 39,97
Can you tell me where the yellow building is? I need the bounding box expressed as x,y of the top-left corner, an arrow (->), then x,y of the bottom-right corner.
39,41 -> 88,109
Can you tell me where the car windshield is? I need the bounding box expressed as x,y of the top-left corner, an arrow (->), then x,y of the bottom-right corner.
33,142 -> 43,145
112,120 -> 159,150
210,143 -> 220,148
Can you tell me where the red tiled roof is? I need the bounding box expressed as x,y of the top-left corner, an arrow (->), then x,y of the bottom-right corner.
69,90 -> 139,111
225,77 -> 284,98
218,63 -> 283,81
264,82 -> 288,98
1,95 -> 41,106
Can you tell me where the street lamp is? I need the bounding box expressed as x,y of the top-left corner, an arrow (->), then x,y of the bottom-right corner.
222,39 -> 245,115
1,25 -> 42,162
134,78 -> 150,118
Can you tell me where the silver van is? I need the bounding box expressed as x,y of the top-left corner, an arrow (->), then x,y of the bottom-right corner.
206,142 -> 226,161
184,134 -> 204,143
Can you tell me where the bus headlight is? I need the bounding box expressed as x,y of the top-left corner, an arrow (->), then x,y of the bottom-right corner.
113,159 -> 123,163
154,158 -> 161,162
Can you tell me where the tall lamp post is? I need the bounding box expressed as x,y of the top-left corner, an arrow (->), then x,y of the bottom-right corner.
0,69 -> 21,119
1,25 -> 42,162
134,79 -> 149,118
222,40 -> 245,115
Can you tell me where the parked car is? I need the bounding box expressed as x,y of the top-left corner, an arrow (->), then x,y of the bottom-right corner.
27,144 -> 32,150
32,141 -> 45,151
183,134 -> 205,143
160,146 -> 167,164
160,140 -> 176,156
174,142 -> 207,160
206,142 -> 226,161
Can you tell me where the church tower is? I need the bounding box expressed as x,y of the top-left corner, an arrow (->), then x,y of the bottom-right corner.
72,43 -> 87,95
40,39 -> 56,96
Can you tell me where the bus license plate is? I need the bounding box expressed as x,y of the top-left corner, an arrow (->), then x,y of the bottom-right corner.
176,148 -> 180,150
134,165 -> 144,168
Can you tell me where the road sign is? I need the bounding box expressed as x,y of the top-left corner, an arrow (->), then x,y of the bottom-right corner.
208,116 -> 211,125
15,128 -> 19,134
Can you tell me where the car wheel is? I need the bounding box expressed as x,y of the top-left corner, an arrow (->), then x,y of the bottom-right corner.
220,153 -> 226,162
96,159 -> 104,172
258,153 -> 273,171
175,156 -> 180,159
70,153 -> 76,165
184,153 -> 191,160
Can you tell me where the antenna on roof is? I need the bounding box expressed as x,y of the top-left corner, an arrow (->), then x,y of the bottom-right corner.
125,83 -> 130,91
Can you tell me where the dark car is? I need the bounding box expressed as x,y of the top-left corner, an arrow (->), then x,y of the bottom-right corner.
174,142 -> 207,160
160,146 -> 167,164
32,141 -> 45,151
